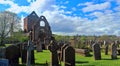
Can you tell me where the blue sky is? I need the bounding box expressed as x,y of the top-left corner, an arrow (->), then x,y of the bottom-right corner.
0,0 -> 120,36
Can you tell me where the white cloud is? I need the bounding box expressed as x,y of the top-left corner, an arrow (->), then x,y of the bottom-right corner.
82,2 -> 111,12
20,15 -> 25,30
27,0 -> 36,3
114,6 -> 120,12
64,1 -> 69,4
72,7 -> 76,11
60,6 -> 66,9
77,2 -> 93,7
1,0 -> 120,36
116,0 -> 120,5
0,0 -> 55,14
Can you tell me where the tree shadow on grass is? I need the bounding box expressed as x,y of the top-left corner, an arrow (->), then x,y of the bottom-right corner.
76,61 -> 89,64
19,63 -> 48,66
102,58 -> 112,60
76,61 -> 95,66
34,63 -> 48,66
102,58 -> 119,60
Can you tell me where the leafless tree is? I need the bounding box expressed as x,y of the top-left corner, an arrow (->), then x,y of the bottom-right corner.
0,11 -> 21,46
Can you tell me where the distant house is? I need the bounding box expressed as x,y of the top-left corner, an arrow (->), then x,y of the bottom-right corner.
24,11 -> 39,33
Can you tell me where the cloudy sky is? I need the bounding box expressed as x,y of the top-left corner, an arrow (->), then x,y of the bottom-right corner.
0,0 -> 120,36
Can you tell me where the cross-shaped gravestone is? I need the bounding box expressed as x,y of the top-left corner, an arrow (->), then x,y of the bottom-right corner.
26,40 -> 34,66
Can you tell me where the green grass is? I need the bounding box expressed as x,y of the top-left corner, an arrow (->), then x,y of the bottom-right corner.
5,44 -> 12,47
34,50 -> 51,65
19,50 -> 120,66
76,52 -> 120,66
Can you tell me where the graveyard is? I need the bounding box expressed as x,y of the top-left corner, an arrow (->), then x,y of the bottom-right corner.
18,50 -> 120,66
1,11 -> 120,66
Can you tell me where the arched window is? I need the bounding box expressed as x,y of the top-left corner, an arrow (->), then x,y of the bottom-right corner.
40,21 -> 45,27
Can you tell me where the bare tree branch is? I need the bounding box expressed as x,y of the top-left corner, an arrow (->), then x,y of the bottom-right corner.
0,11 -> 21,45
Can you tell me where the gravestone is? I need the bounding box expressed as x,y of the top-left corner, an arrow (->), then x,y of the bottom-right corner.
57,41 -> 64,62
36,40 -> 43,52
105,45 -> 108,55
111,43 -> 117,59
63,46 -> 75,66
105,44 -> 108,55
104,41 -> 109,55
92,43 -> 101,60
0,59 -> 9,66
21,42 -> 27,64
21,42 -> 35,64
5,45 -> 20,66
61,44 -> 69,61
48,37 -> 59,66
26,40 -> 34,66
0,47 -> 6,58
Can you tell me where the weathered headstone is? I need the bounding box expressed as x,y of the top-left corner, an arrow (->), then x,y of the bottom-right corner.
5,45 -> 20,66
36,40 -> 43,52
105,44 -> 109,55
0,47 -> 6,58
104,41 -> 109,55
111,43 -> 117,59
21,42 -> 27,64
26,40 -> 34,66
21,42 -> 35,64
92,43 -> 101,60
61,44 -> 69,61
48,37 -> 59,66
0,59 -> 9,66
63,46 -> 75,66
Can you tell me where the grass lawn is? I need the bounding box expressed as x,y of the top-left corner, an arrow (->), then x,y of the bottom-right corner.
19,50 -> 120,66
76,51 -> 120,66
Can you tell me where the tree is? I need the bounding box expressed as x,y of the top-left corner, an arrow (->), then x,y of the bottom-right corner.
0,11 -> 21,46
